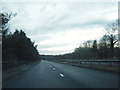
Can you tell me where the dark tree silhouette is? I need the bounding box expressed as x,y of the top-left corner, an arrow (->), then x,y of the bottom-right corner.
92,40 -> 97,50
1,12 -> 40,69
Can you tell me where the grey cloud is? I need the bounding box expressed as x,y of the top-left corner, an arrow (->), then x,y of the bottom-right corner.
33,17 -> 113,34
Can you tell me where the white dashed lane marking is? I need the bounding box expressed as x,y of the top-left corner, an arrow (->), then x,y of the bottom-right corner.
60,73 -> 64,77
53,68 -> 56,71
49,65 -> 55,71
49,65 -> 64,77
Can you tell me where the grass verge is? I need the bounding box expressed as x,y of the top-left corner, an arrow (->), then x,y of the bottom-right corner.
2,60 -> 41,83
56,61 -> 120,74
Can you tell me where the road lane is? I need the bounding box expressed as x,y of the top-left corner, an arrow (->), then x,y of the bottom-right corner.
47,60 -> 119,88
3,60 -> 119,88
3,60 -> 87,88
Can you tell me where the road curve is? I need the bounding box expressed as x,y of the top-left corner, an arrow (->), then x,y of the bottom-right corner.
3,60 -> 120,88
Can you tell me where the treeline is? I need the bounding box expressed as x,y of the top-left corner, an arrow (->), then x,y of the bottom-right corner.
1,12 -> 40,69
55,21 -> 120,60
3,30 -> 40,62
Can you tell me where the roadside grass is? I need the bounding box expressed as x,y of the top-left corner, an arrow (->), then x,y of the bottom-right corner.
56,61 -> 120,74
2,60 -> 41,83
2,72 -> 22,83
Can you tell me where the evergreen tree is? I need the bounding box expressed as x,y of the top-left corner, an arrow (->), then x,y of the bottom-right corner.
1,12 -> 40,69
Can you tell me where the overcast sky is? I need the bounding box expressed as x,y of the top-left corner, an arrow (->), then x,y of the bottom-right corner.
1,1 -> 118,55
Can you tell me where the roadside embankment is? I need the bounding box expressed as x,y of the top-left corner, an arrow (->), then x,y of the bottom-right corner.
2,60 -> 41,83
52,60 -> 120,74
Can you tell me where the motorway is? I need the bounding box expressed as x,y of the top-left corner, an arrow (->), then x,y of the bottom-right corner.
3,60 -> 120,88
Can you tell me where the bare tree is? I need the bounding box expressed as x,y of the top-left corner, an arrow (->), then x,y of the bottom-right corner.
105,21 -> 120,57
99,35 -> 109,48
83,40 -> 93,48
0,12 -> 17,36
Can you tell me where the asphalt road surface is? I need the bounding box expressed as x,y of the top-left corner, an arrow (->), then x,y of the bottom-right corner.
3,60 -> 120,88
